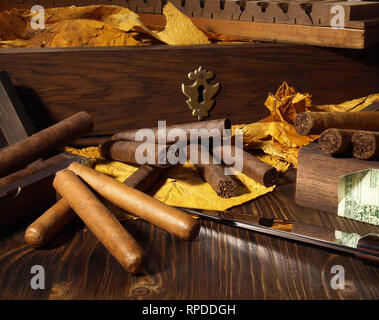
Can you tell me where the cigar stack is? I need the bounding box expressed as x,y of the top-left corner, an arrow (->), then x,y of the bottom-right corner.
99,118 -> 279,198
2,115 -> 280,274
294,111 -> 379,160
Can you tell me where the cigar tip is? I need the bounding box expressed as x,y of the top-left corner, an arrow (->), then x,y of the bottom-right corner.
179,218 -> 201,241
127,251 -> 149,274
294,112 -> 312,136
24,225 -> 46,248
263,168 -> 279,187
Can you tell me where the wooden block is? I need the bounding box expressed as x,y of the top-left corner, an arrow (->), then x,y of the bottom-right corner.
0,71 -> 35,146
296,142 -> 379,214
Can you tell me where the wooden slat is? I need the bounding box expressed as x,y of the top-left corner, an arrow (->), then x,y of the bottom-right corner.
140,13 -> 372,48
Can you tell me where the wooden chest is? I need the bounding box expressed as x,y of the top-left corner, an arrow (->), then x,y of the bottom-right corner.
1,1 -> 379,141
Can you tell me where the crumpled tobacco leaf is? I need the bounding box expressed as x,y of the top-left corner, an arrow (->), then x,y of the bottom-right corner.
233,82 -> 379,168
0,3 -> 212,48
64,146 -> 275,211
155,2 -> 210,45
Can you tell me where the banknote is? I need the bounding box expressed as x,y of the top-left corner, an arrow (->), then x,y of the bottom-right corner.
338,169 -> 379,226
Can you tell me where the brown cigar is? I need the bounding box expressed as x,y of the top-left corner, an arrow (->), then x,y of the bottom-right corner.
53,169 -> 147,274
68,162 -> 200,241
99,140 -> 178,168
24,164 -> 167,248
212,145 -> 278,187
351,131 -> 379,160
190,145 -> 238,198
123,165 -> 167,192
24,198 -> 75,248
0,111 -> 93,177
318,129 -> 357,155
294,112 -> 379,136
111,118 -> 231,143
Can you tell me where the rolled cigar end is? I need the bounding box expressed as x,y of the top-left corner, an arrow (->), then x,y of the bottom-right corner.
216,178 -> 238,198
53,169 -> 147,274
177,217 -> 201,241
294,112 -> 313,136
24,224 -> 47,248
24,198 -> 75,248
319,129 -> 344,154
352,131 -> 378,160
263,168 -> 279,187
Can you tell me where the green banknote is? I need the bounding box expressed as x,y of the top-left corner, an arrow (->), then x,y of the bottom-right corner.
338,169 -> 379,226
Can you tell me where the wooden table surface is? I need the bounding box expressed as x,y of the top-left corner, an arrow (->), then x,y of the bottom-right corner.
0,169 -> 378,300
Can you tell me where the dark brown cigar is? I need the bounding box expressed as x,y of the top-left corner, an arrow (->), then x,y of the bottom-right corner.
99,140 -> 178,168
111,118 -> 231,143
318,129 -> 357,155
294,112 -> 379,136
123,165 -> 167,192
53,169 -> 147,274
190,145 -> 238,198
212,145 -> 278,187
68,162 -> 200,241
351,131 -> 379,160
0,111 -> 93,177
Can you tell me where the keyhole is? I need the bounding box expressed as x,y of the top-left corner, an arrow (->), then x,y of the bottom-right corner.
197,85 -> 205,103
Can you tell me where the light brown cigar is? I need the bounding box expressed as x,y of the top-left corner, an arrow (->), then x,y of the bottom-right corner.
99,140 -> 177,168
23,164 -> 166,248
351,131 -> 379,160
318,129 -> 357,155
24,199 -> 75,248
0,111 -> 93,177
294,112 -> 379,136
212,145 -> 278,187
111,118 -> 231,143
68,162 -> 200,240
53,170 -> 147,274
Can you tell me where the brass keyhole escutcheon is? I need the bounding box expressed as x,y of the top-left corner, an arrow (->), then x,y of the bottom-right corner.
182,66 -> 220,121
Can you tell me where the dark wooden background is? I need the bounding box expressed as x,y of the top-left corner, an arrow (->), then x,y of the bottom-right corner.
0,169 -> 378,300
0,44 -> 378,136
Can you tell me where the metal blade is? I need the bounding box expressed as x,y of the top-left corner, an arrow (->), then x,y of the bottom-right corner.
178,207 -> 379,262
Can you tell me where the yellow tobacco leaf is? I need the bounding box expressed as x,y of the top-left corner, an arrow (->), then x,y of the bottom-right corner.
156,2 -> 210,45
30,19 -> 141,48
103,13 -> 154,36
0,8 -> 28,41
0,39 -> 32,48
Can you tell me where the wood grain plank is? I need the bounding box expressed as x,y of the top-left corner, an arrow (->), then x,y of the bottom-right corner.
0,44 -> 378,137
0,174 -> 378,299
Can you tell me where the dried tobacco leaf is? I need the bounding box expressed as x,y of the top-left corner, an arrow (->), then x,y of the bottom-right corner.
156,2 -> 210,45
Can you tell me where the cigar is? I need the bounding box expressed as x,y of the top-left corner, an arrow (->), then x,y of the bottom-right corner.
111,118 -> 231,143
99,140 -> 177,168
53,170 -> 147,274
123,165 -> 167,192
189,144 -> 238,198
351,131 -> 379,160
318,129 -> 357,155
0,111 -> 93,177
294,112 -> 379,136
24,198 -> 75,248
24,164 -> 166,248
0,153 -> 68,191
68,162 -> 200,241
212,145 -> 278,187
